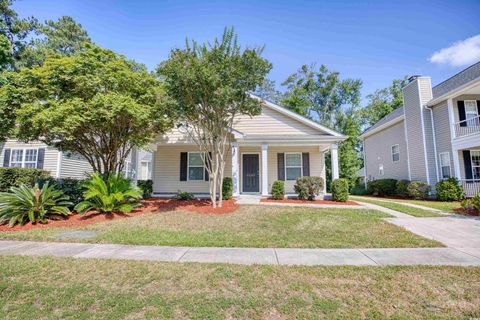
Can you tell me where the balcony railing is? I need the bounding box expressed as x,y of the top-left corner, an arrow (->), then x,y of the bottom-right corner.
460,179 -> 480,198
454,115 -> 480,138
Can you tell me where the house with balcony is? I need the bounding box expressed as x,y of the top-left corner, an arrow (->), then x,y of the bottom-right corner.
361,61 -> 480,197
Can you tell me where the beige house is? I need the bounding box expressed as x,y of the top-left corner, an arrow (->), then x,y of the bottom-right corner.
150,97 -> 346,197
361,62 -> 480,197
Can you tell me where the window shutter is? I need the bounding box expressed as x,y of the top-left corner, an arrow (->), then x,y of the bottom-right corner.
458,101 -> 466,127
463,150 -> 472,180
36,148 -> 45,169
477,100 -> 480,115
3,148 -> 11,167
277,153 -> 285,181
302,153 -> 310,176
180,152 -> 187,181
204,152 -> 211,181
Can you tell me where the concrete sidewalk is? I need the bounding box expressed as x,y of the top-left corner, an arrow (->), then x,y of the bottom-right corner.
1,240 -> 480,266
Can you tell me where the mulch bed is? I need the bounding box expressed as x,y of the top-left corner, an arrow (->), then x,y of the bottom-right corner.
260,198 -> 359,205
0,198 -> 239,232
453,208 -> 479,216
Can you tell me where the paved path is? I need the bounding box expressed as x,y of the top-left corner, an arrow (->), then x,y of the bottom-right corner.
352,196 -> 450,215
1,240 -> 480,266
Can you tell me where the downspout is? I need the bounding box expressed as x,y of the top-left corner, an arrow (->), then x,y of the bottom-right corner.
425,105 -> 440,183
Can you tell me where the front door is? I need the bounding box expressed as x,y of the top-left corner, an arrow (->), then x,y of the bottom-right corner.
242,154 -> 259,193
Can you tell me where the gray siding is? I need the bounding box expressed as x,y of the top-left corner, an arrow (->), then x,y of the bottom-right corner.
431,101 -> 453,178
364,120 -> 409,181
419,78 -> 437,187
60,152 -> 93,179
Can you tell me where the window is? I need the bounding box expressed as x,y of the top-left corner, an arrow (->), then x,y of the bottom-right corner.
140,161 -> 151,180
439,152 -> 451,179
471,151 -> 480,180
188,152 -> 204,181
285,153 -> 302,180
391,144 -> 400,162
378,164 -> 384,176
10,148 -> 38,168
465,100 -> 479,126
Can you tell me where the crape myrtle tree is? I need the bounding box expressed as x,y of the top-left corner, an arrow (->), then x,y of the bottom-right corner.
5,44 -> 173,174
158,28 -> 271,208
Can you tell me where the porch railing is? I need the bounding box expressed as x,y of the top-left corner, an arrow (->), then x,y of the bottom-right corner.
460,179 -> 480,198
454,115 -> 480,138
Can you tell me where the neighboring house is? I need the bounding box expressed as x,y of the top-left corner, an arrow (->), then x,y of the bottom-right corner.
361,61 -> 480,197
150,96 -> 346,197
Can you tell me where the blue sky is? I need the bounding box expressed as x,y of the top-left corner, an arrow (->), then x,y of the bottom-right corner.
16,0 -> 480,103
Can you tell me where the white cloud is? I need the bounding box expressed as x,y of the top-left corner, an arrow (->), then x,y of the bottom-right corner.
429,35 -> 480,67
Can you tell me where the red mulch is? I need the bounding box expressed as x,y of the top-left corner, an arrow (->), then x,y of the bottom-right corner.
260,198 -> 359,205
0,198 -> 239,232
453,208 -> 479,216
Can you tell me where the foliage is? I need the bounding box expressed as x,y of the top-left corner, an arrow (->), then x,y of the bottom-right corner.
222,177 -> 233,200
0,33 -> 12,70
472,193 -> 480,211
294,176 -> 324,201
407,181 -> 430,200
253,78 -> 283,104
0,167 -> 49,192
395,180 -> 411,198
336,109 -> 362,189
158,27 -> 271,208
350,185 -> 370,195
74,173 -> 142,214
461,198 -> 474,211
38,177 -> 84,207
0,182 -> 71,226
271,180 -> 285,200
137,180 -> 153,199
367,179 -> 397,196
176,191 -> 195,201
332,178 -> 349,202
435,177 -> 464,202
6,44 -> 173,174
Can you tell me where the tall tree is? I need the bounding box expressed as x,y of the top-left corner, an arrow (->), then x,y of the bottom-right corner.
281,64 -> 362,128
4,44 -> 173,173
360,77 -> 408,128
336,109 -> 362,189
158,28 -> 271,207
253,78 -> 283,104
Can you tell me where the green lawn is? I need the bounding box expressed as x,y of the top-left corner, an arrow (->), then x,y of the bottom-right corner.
0,205 -> 441,248
389,198 -> 461,213
351,197 -> 446,217
1,255 -> 479,319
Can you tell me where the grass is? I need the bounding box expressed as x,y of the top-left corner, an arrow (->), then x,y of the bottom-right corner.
351,195 -> 461,213
351,197 -> 446,217
0,205 -> 441,248
0,255 -> 479,319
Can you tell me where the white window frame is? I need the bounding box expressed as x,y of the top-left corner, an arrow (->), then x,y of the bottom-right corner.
10,148 -> 39,169
378,164 -> 384,176
391,144 -> 400,162
187,152 -> 205,181
464,100 -> 479,126
140,160 -> 151,180
471,150 -> 480,180
439,152 -> 451,179
284,152 -> 303,181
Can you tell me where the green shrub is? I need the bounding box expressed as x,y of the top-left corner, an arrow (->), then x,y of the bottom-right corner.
176,190 -> 195,201
332,178 -> 349,202
222,177 -> 233,200
38,177 -> 84,207
74,173 -> 142,214
0,167 -> 50,192
137,180 -> 153,199
367,179 -> 398,196
395,180 -> 410,198
294,176 -> 324,201
461,198 -> 474,210
472,192 -> 480,211
435,177 -> 464,201
271,180 -> 285,200
0,182 -> 72,226
407,181 -> 430,200
350,185 -> 370,195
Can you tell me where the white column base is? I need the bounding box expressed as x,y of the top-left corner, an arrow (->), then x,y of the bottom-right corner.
261,144 -> 268,196
331,143 -> 339,180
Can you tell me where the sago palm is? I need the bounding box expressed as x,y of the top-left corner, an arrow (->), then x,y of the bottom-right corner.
74,173 -> 142,214
0,183 -> 72,226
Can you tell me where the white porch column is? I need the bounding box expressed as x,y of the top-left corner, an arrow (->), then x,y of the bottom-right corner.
331,143 -> 339,180
261,143 -> 268,196
231,143 -> 240,196
452,148 -> 462,179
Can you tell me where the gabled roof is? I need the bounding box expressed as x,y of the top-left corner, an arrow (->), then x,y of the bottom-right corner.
249,93 -> 346,139
360,107 -> 404,138
431,61 -> 480,100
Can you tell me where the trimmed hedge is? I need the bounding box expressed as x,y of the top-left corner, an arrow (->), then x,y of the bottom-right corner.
332,178 -> 349,202
271,180 -> 285,200
38,177 -> 84,207
222,177 -> 233,200
395,180 -> 410,198
137,179 -> 153,199
367,179 -> 397,196
294,176 -> 324,201
435,177 -> 464,201
407,181 -> 430,200
0,167 -> 50,192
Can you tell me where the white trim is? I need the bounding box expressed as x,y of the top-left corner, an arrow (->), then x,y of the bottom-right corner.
391,144 -> 400,162
10,148 -> 39,169
452,148 -> 462,179
378,163 -> 384,176
425,105 -> 440,182
362,139 -> 368,189
427,77 -> 480,106
241,152 -> 261,194
417,80 -> 431,185
56,151 -> 62,178
331,143 -> 339,180
360,115 -> 404,139
249,93 -> 346,138
261,144 -> 268,196
447,98 -> 457,139
186,151 -> 205,181
231,143 -> 240,196
471,150 -> 480,180
439,152 -> 452,179
284,152 -> 303,181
